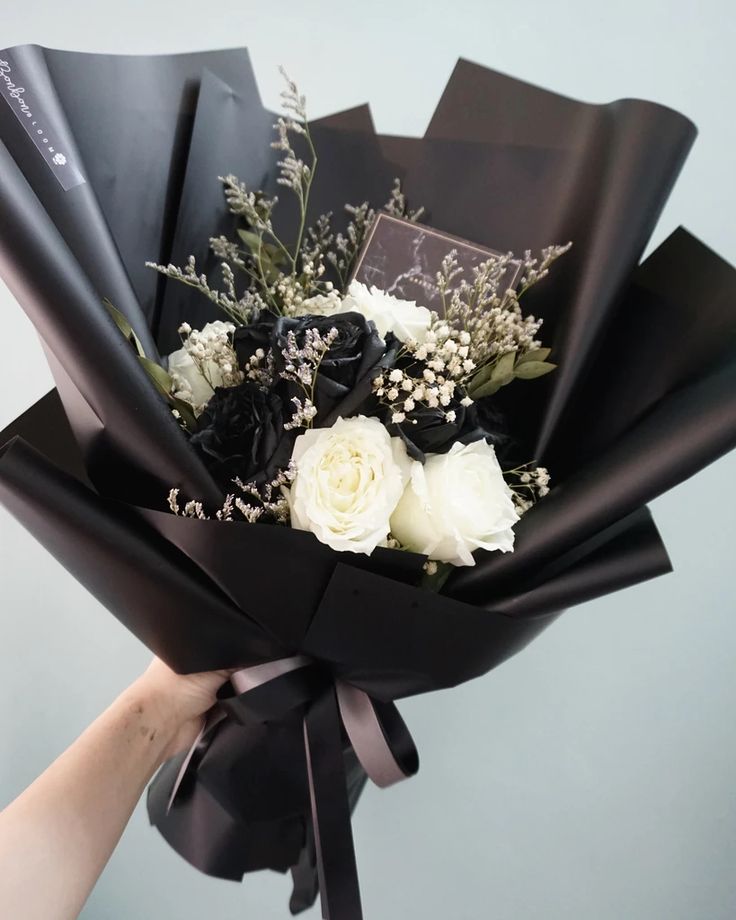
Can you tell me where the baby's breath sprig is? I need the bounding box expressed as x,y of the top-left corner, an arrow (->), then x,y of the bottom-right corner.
229,464 -> 296,524
373,321 -> 475,424
243,346 -> 275,387
505,463 -> 551,515
170,322 -> 244,416
272,67 -> 317,277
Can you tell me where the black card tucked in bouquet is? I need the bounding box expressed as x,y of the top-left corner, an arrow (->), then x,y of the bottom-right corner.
351,212 -> 521,311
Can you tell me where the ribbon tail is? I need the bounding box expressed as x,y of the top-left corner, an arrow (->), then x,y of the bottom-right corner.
303,687 -> 364,920
166,708 -> 226,814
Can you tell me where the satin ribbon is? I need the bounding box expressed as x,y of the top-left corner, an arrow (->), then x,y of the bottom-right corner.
167,655 -> 419,920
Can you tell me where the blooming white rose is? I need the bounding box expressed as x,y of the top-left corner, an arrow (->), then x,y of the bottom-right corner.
390,440 -> 519,566
167,320 -> 236,411
288,415 -> 411,555
342,280 -> 432,343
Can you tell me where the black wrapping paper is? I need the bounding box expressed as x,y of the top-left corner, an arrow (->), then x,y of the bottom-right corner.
0,45 -> 734,918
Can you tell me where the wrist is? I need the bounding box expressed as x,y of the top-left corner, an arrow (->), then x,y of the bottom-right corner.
117,678 -> 182,769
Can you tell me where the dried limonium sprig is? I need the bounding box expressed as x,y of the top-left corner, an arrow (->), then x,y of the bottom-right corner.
147,70 -> 423,322
167,463 -> 297,525
145,254 -> 265,325
437,243 -> 571,399
505,463 -> 551,515
280,326 -> 340,429
167,489 -> 208,520
327,179 -> 424,287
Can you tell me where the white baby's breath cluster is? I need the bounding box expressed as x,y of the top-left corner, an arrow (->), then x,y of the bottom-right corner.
169,320 -> 243,414
292,290 -> 343,317
374,321 -> 476,424
167,489 -> 207,520
243,347 -> 274,387
506,464 -> 552,515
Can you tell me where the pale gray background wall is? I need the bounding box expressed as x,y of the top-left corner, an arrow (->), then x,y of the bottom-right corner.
1,1 -> 735,918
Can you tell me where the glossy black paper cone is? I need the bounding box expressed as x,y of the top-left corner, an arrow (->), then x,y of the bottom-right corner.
409,59 -> 697,457
41,46 -> 264,329
0,139 -> 220,506
1,45 -> 736,920
0,45 -> 157,357
449,230 -> 736,599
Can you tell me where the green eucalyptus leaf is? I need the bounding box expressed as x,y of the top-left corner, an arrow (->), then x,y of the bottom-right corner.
467,364 -> 493,396
103,298 -> 146,358
138,356 -> 174,395
262,242 -> 288,266
169,396 -> 198,432
470,353 -> 517,398
513,360 -> 557,379
260,248 -> 283,283
517,347 -> 551,364
470,379 -> 503,399
237,229 -> 263,255
421,562 -> 454,592
138,356 -> 198,432
492,351 -> 516,385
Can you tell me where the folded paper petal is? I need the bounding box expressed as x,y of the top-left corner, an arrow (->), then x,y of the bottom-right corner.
0,437 -> 275,670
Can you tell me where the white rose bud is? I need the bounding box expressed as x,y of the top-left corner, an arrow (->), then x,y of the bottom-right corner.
167,321 -> 233,411
167,350 -> 214,409
342,280 -> 432,344
287,416 -> 411,555
391,440 -> 520,566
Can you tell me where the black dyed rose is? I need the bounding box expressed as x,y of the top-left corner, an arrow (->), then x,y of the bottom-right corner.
235,311 -> 390,426
389,398 -> 510,463
189,381 -> 293,490
233,310 -> 279,362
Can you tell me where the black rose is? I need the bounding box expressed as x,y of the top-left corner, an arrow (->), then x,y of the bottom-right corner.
235,311 -> 390,426
189,381 -> 293,490
389,398 -> 510,463
233,310 -> 279,362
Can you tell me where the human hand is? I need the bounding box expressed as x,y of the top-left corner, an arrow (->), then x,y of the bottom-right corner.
129,658 -> 235,762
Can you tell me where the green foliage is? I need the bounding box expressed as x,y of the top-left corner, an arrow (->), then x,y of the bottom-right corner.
467,348 -> 556,399
103,299 -> 198,432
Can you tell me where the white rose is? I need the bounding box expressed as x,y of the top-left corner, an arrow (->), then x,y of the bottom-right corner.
342,280 -> 432,343
288,416 -> 411,555
390,440 -> 519,566
167,321 -> 235,411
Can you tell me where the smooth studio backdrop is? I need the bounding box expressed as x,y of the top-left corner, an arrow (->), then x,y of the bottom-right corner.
1,2 -> 735,918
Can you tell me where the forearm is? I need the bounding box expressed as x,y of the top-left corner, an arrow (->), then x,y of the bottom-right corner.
0,679 -> 178,920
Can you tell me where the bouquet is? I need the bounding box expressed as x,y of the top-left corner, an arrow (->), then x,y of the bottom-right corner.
1,44 -> 735,919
